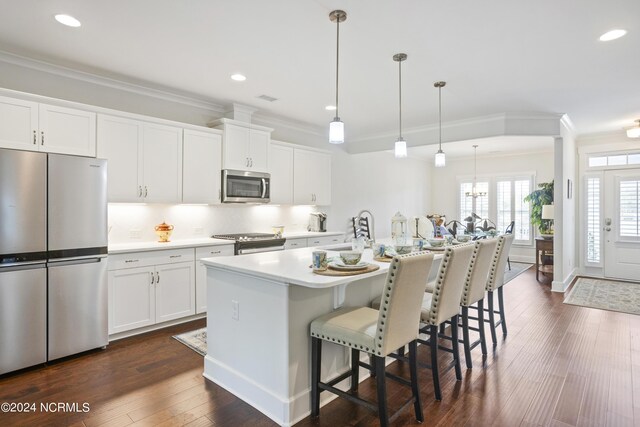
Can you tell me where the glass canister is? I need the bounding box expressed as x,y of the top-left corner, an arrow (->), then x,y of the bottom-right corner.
391,211 -> 408,244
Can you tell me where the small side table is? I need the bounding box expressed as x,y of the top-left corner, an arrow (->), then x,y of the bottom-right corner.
535,237 -> 554,281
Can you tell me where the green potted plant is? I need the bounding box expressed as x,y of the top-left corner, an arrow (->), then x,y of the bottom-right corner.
524,181 -> 554,236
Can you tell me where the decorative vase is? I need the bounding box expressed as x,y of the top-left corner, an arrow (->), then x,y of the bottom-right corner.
154,222 -> 174,242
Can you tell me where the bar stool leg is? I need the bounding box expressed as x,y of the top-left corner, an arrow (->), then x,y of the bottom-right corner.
488,290 -> 498,345
375,354 -> 389,427
498,286 -> 508,337
408,340 -> 424,422
369,355 -> 377,377
451,315 -> 462,380
350,348 -> 360,393
461,307 -> 472,369
477,299 -> 488,355
311,337 -> 322,417
430,325 -> 442,400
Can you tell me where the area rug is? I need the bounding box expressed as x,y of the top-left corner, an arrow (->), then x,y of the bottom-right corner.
173,327 -> 207,356
564,277 -> 640,315
504,262 -> 533,284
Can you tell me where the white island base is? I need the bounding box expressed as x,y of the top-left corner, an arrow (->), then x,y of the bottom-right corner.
202,248 -> 391,426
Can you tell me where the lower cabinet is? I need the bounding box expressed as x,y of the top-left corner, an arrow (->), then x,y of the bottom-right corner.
284,237 -> 307,250
307,235 -> 344,247
108,248 -> 195,335
195,245 -> 234,314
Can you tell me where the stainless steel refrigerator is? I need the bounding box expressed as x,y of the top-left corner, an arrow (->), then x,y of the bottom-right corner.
0,148 -> 108,375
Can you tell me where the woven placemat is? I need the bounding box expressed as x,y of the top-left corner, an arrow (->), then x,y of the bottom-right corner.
313,264 -> 381,276
373,257 -> 392,263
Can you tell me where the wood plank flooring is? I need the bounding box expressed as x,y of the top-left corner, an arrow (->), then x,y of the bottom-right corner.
1,267 -> 638,426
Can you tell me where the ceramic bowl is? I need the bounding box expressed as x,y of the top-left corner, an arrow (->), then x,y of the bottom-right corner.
395,245 -> 413,255
340,250 -> 363,265
540,233 -> 554,240
428,238 -> 445,247
456,234 -> 471,243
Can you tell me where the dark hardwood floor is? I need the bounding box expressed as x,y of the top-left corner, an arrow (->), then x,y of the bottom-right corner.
1,267 -> 638,426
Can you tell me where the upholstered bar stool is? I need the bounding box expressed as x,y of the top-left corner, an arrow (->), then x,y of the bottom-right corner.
310,252 -> 434,427
456,239 -> 498,368
485,234 -> 515,345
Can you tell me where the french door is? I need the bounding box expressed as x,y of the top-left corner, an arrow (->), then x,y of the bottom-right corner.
603,169 -> 640,280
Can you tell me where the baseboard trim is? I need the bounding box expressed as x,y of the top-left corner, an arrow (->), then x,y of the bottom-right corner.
552,267 -> 576,293
108,313 -> 206,342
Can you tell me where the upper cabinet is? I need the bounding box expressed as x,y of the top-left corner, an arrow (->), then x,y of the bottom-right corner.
211,119 -> 271,173
269,142 -> 294,205
182,129 -> 222,204
293,148 -> 332,205
0,95 -> 96,157
97,114 -> 182,203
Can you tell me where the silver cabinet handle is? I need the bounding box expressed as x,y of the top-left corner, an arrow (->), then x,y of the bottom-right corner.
210,250 -> 221,255
41,131 -> 44,145
33,130 -> 36,145
138,186 -> 143,197
246,157 -> 249,167
169,255 -> 181,258
144,186 -> 148,198
124,259 -> 139,264
150,272 -> 155,284
156,272 -> 160,283
250,157 -> 253,167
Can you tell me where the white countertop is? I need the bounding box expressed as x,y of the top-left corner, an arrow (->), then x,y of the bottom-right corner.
108,231 -> 345,254
202,247 -> 389,288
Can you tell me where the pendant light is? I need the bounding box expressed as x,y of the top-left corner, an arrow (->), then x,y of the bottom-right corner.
393,53 -> 408,158
329,10 -> 346,144
466,145 -> 487,198
627,119 -> 640,138
434,81 -> 446,167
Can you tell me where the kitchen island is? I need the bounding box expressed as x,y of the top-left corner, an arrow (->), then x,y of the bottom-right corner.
202,246 -> 440,426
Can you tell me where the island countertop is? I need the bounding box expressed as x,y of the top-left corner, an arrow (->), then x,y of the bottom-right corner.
201,247 -> 391,289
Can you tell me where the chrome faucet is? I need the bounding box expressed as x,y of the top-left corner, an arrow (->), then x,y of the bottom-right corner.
356,209 -> 376,244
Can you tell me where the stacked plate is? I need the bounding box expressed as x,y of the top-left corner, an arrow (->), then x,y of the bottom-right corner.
329,260 -> 369,271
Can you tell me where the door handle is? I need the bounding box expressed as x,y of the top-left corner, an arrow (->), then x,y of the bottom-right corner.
138,186 -> 143,197
150,272 -> 155,284
144,186 -> 148,198
33,130 -> 37,145
41,131 -> 44,145
250,157 -> 253,167
156,272 -> 160,284
261,178 -> 267,198
246,157 -> 249,167
604,218 -> 612,226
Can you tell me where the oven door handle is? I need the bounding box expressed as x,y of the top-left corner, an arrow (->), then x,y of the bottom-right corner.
261,178 -> 267,199
237,246 -> 285,255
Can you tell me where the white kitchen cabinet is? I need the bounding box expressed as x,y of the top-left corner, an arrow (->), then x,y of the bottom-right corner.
195,245 -> 235,314
182,129 -> 222,204
212,119 -> 272,172
293,148 -> 332,205
108,248 -> 195,335
284,237 -> 307,250
97,114 -> 182,203
307,234 -> 344,247
269,142 -> 294,204
0,96 -> 96,156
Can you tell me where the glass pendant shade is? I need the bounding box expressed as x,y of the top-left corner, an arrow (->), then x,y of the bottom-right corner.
394,138 -> 407,158
434,150 -> 446,167
329,118 -> 344,144
627,123 -> 640,138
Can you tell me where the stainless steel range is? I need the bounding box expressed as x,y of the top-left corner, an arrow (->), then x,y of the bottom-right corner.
211,233 -> 286,255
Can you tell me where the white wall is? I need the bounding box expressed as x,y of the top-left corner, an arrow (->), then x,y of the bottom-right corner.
429,149 -> 555,263
328,150 -> 431,241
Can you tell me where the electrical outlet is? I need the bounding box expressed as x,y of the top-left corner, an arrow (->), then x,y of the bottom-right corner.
129,228 -> 142,239
232,300 -> 239,320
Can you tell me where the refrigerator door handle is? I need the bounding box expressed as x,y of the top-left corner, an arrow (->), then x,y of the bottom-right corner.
47,256 -> 106,267
0,262 -> 46,271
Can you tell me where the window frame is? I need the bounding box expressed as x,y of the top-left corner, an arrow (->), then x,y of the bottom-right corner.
583,172 -> 603,267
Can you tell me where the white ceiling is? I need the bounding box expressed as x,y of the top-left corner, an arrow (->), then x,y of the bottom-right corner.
409,136 -> 554,160
0,0 -> 638,141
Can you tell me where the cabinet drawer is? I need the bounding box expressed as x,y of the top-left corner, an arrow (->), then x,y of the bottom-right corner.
284,238 -> 307,250
108,248 -> 194,270
307,235 -> 344,247
196,245 -> 234,259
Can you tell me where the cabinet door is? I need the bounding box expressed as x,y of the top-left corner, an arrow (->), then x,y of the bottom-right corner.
284,237 -> 307,250
195,245 -> 234,314
155,261 -> 195,323
39,104 -> 96,156
313,152 -> 332,205
142,123 -> 183,203
293,149 -> 317,204
183,130 -> 222,204
97,115 -> 143,202
108,266 -> 155,334
269,144 -> 293,204
222,123 -> 250,170
249,129 -> 269,172
0,96 -> 38,151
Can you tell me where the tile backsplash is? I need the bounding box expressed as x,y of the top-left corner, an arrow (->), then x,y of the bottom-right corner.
108,204 -> 319,243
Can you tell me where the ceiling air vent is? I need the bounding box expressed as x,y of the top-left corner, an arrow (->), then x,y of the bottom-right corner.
257,95 -> 278,102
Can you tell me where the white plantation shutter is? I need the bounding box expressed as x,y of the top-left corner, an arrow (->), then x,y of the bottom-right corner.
475,182 -> 489,219
496,181 -> 511,232
460,182 -> 473,221
586,177 -> 601,263
619,179 -> 640,238
514,180 -> 531,241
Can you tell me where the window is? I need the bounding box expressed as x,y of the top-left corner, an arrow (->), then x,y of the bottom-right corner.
496,178 -> 532,243
459,181 -> 489,221
588,152 -> 640,168
619,179 -> 640,238
586,176 -> 600,263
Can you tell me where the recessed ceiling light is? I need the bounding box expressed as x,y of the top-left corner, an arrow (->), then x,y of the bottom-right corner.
325,105 -> 336,111
55,14 -> 81,27
599,29 -> 627,41
230,74 -> 246,82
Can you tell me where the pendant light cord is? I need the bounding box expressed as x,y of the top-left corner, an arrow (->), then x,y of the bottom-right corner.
398,60 -> 402,138
335,17 -> 340,119
438,85 -> 442,151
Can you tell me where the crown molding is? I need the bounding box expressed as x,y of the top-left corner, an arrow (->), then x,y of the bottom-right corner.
252,111 -> 324,137
0,49 -> 226,112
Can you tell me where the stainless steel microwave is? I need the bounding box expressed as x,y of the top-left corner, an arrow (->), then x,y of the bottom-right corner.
221,170 -> 270,203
